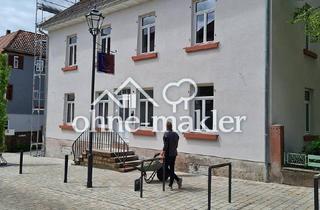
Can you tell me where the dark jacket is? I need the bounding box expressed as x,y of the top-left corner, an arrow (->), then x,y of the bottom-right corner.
163,131 -> 179,157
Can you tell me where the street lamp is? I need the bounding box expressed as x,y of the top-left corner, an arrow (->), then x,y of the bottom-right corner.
85,8 -> 104,188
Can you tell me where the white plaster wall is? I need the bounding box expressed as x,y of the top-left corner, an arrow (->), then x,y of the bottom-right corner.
46,0 -> 267,162
271,0 -> 320,152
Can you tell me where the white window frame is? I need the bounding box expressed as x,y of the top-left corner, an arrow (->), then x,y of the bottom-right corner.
100,27 -> 111,53
193,85 -> 214,132
305,89 -> 312,134
35,59 -> 44,73
67,35 -> 77,66
13,56 -> 19,69
139,14 -> 156,54
139,89 -> 154,128
96,92 -> 109,128
192,0 -> 215,44
65,93 -> 75,125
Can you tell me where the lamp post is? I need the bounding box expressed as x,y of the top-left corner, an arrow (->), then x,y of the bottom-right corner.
85,8 -> 104,188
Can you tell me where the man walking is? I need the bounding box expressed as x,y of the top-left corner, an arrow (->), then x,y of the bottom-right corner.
160,121 -> 182,190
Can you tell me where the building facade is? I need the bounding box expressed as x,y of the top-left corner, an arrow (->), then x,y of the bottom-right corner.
0,30 -> 45,145
42,0 -> 320,181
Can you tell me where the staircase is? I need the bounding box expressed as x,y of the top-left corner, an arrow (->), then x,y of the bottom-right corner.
72,130 -> 140,172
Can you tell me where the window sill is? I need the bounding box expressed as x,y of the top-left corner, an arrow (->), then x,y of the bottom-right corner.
183,132 -> 219,141
62,65 -> 78,72
303,49 -> 318,59
131,52 -> 158,62
184,42 -> 220,53
59,124 -> 74,131
132,129 -> 156,137
304,135 -> 319,142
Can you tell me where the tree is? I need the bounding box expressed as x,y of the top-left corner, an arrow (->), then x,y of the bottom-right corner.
292,3 -> 320,43
0,54 -> 10,156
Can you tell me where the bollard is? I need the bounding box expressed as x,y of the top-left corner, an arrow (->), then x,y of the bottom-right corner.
19,151 -> 23,174
64,155 -> 68,183
314,174 -> 320,210
162,162 -> 165,192
140,161 -> 144,198
229,164 -> 232,203
208,167 -> 212,210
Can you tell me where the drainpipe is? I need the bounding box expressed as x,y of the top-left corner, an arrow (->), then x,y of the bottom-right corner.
264,0 -> 271,182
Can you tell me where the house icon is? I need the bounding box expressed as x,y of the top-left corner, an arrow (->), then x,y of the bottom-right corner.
92,77 -> 159,109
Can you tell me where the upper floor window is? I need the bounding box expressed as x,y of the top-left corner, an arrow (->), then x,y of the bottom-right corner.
193,85 -> 214,131
139,14 -> 156,53
101,27 -> 111,54
67,35 -> 77,66
13,56 -> 19,69
193,0 -> 215,44
64,93 -> 75,124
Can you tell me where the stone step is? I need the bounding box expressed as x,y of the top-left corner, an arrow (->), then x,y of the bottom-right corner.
83,150 -> 135,158
115,160 -> 142,168
79,160 -> 138,172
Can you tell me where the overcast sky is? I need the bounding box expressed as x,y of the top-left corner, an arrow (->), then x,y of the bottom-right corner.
0,0 -> 75,36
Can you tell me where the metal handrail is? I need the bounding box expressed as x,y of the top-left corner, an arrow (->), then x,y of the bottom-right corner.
208,162 -> 232,210
314,174 -> 320,210
71,130 -> 129,168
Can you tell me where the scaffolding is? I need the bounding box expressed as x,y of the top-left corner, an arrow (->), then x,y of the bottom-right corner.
30,0 -> 78,156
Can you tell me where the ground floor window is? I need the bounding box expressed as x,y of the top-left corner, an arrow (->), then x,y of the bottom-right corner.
96,92 -> 109,127
64,93 -> 75,124
193,85 -> 214,131
139,89 -> 154,127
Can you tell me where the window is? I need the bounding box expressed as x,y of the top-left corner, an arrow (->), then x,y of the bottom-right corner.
305,89 -> 312,133
64,93 -> 75,124
13,56 -> 19,69
96,92 -> 109,127
67,35 -> 77,66
101,27 -> 111,54
140,14 -> 156,53
193,85 -> 214,131
193,0 -> 215,44
6,84 -> 13,100
35,59 -> 44,73
139,89 -> 154,127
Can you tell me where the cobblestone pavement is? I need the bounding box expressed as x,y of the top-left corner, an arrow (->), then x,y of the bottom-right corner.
0,153 -> 315,210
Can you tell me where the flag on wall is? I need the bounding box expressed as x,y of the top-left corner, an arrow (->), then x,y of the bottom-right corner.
97,52 -> 114,74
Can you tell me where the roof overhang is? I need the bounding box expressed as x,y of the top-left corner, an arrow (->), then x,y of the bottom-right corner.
43,0 -> 151,31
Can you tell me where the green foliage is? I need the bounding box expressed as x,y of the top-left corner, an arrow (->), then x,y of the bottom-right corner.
292,3 -> 320,43
0,54 -> 10,152
304,139 -> 320,155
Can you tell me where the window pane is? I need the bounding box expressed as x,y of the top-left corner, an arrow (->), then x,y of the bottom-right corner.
194,100 -> 203,129
150,26 -> 155,52
67,104 -> 71,122
196,0 -> 214,12
148,102 -> 153,127
197,86 -> 214,97
101,27 -> 111,36
196,14 -> 204,43
69,47 -> 73,66
104,103 -> 108,122
142,15 -> 155,26
67,94 -> 75,101
71,103 -> 74,121
101,38 -> 106,53
142,28 -> 148,53
305,91 -> 310,101
74,45 -> 77,65
205,100 -> 214,130
69,36 -> 77,44
207,12 -> 215,41
140,102 -> 146,124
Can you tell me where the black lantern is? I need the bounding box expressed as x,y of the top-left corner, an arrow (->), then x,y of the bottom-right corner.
86,8 -> 104,35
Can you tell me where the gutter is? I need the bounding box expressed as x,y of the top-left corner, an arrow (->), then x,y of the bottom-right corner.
264,0 -> 271,182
